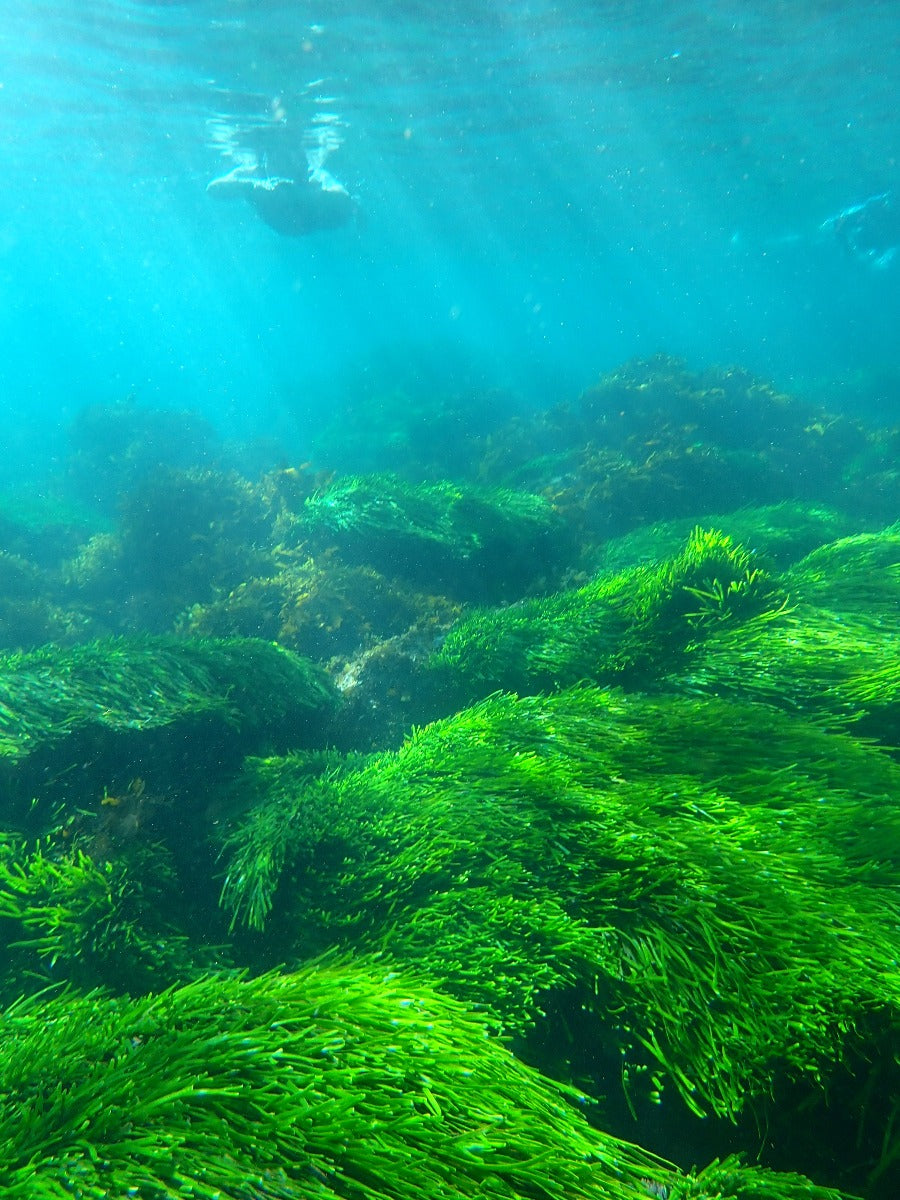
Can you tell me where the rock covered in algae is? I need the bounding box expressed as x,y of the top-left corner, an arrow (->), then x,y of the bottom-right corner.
0,958 -> 850,1200
0,635 -> 337,826
294,473 -> 569,599
0,833 -> 216,998
217,686 -> 900,1188
180,556 -> 461,665
429,521 -> 900,744
65,466 -> 277,632
0,548 -> 81,650
672,523 -> 900,738
65,397 -> 218,510
476,356 -> 877,546
431,526 -> 786,697
591,502 -> 858,575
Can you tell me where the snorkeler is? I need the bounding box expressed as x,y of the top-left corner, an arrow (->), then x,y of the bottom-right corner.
207,163 -> 357,236
820,191 -> 899,269
206,95 -> 357,237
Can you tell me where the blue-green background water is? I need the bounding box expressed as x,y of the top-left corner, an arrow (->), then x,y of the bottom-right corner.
2,0 -> 899,476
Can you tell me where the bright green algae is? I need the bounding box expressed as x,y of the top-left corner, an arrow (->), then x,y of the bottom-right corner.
0,497 -> 896,1198
0,833 -> 212,995
675,526 -> 900,735
431,526 -> 787,695
296,472 -> 566,596
0,635 -> 335,763
0,635 -> 337,824
592,502 -> 858,573
429,523 -> 900,739
0,846 -> 859,1200
782,523 -> 900,613
220,687 -> 900,1144
0,959 -> 852,1200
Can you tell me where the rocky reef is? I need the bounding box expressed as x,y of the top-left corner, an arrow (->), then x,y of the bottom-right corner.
1,357 -> 898,1197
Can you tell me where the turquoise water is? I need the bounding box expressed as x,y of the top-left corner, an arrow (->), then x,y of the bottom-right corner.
2,7 -> 900,1195
2,0 -> 898,473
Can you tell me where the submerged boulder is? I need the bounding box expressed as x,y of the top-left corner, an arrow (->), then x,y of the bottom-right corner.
0,635 -> 337,827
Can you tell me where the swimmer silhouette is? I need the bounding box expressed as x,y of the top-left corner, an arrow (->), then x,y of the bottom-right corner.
208,167 -> 357,236
820,191 -> 899,269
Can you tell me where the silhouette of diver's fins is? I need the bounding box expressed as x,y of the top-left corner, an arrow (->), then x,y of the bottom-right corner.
820,191 -> 899,269
208,169 -> 357,236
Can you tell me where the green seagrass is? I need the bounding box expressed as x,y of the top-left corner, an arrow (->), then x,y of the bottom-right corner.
0,635 -> 337,824
296,472 -> 566,597
0,959 -> 851,1200
432,526 -> 786,694
219,687 -> 900,1150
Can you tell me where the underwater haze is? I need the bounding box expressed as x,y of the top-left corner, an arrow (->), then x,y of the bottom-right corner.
4,5 -> 900,1199
2,0 -> 900,474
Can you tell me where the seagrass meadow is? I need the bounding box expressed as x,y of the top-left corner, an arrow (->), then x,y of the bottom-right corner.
216,688 -> 900,1188
0,359 -> 898,1199
0,961 -> 854,1200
